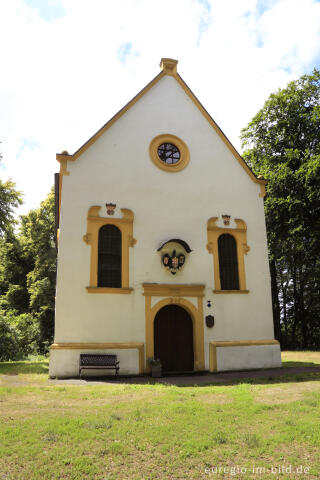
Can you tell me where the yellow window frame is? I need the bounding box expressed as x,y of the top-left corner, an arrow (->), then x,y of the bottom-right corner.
207,217 -> 250,293
83,206 -> 136,294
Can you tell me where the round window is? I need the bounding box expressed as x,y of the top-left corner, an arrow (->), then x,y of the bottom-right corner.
149,134 -> 190,172
157,143 -> 181,165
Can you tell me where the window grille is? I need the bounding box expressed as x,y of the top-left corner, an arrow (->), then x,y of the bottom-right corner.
98,224 -> 121,288
157,143 -> 181,164
218,234 -> 239,290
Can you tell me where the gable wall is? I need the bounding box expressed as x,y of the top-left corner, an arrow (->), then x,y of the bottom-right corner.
54,75 -> 274,369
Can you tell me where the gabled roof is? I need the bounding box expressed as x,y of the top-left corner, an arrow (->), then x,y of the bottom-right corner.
56,58 -> 266,191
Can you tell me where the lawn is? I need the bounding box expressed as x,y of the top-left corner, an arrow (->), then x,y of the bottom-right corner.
0,352 -> 319,479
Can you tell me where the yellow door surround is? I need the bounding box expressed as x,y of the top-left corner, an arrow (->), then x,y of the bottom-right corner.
83,206 -> 136,292
207,217 -> 250,293
142,284 -> 205,373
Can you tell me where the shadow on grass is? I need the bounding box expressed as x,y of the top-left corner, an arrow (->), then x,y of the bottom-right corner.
75,367 -> 320,388
0,361 -> 49,375
282,361 -> 319,367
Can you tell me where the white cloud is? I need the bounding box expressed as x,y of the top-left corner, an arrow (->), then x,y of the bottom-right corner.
0,0 -> 320,214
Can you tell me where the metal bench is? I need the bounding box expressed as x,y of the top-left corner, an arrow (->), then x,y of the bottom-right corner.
79,354 -> 120,377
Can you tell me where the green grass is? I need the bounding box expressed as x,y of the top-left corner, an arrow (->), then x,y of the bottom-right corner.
0,352 -> 319,479
0,357 -> 49,375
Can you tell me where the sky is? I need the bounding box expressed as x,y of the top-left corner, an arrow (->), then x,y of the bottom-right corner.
1,0 -> 320,215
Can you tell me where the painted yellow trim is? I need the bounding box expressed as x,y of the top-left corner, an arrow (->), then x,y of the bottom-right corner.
144,294 -> 152,373
56,71 -> 165,162
143,285 -> 205,373
210,340 -> 279,348
59,158 -> 70,176
86,287 -> 133,294
160,58 -> 178,75
213,290 -> 249,294
196,295 -> 205,370
173,72 -> 266,192
149,133 -> 190,172
56,158 -> 70,243
259,183 -> 267,198
55,59 -> 265,191
142,283 -> 204,297
50,342 -> 144,374
209,340 -> 280,372
207,217 -> 249,292
83,206 -> 136,290
50,342 -> 144,349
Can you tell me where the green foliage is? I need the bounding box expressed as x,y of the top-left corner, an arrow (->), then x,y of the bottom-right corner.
0,310 -> 40,360
0,314 -> 21,361
241,69 -> 320,349
0,189 -> 56,358
0,179 -> 22,236
20,189 -> 56,350
0,229 -> 30,286
12,312 -> 41,356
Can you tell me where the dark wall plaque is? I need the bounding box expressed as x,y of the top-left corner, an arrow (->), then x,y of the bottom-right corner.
205,315 -> 215,328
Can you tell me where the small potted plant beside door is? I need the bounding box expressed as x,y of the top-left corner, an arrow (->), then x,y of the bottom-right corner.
147,357 -> 162,378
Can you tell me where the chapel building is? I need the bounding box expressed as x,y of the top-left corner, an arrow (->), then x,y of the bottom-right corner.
49,58 -> 281,378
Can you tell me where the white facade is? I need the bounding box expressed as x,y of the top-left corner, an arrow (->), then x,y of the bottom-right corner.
49,59 -> 281,378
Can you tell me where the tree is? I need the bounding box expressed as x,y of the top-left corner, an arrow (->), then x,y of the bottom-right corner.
0,189 -> 57,356
20,189 -> 57,351
0,146 -> 56,357
0,310 -> 40,360
0,313 -> 21,361
0,228 -> 31,312
241,69 -> 320,349
0,180 -> 22,235
0,150 -> 22,236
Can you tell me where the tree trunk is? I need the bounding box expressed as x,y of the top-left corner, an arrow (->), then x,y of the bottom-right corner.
281,274 -> 288,349
291,259 -> 299,349
270,260 -> 281,343
298,268 -> 307,349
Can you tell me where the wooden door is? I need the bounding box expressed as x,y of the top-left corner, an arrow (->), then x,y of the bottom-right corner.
154,304 -> 194,373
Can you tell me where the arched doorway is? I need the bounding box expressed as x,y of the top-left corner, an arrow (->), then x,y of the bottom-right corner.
154,304 -> 194,373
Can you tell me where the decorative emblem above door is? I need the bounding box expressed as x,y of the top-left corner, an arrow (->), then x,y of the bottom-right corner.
162,250 -> 185,275
157,239 -> 192,275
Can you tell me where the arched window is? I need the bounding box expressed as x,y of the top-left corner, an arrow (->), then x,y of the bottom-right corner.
218,234 -> 239,290
98,225 -> 121,288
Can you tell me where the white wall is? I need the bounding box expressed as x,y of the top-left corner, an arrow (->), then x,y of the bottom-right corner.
50,348 -> 139,378
217,344 -> 281,371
